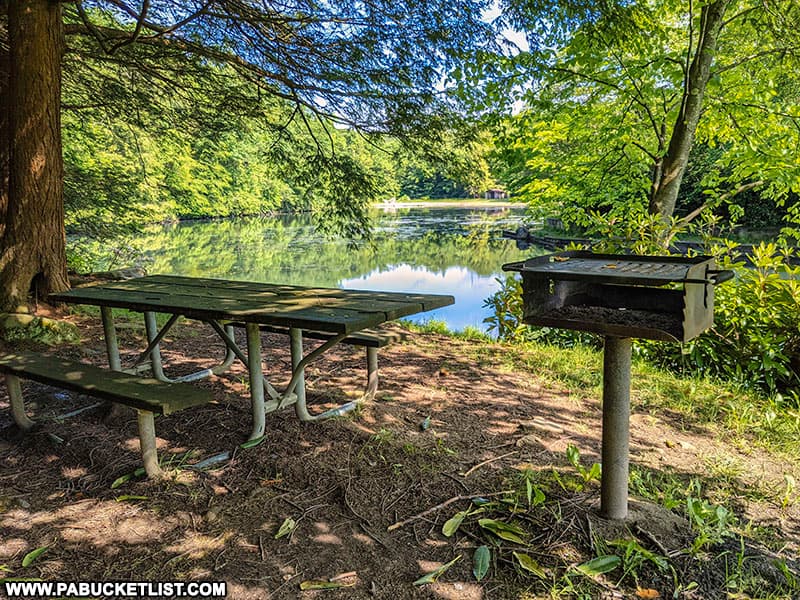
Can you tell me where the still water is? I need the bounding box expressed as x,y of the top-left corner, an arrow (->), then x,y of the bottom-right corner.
126,206 -> 531,333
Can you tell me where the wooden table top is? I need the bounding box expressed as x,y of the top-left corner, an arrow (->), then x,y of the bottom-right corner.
50,275 -> 455,334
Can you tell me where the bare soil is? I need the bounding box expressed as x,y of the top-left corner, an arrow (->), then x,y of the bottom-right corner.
1,310 -> 798,599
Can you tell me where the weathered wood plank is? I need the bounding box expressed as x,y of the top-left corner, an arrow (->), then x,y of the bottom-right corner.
50,275 -> 455,333
52,286 -> 383,333
89,275 -> 453,309
0,352 -> 212,414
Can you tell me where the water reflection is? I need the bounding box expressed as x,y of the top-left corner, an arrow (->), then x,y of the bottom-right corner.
341,264 -> 506,332
119,207 -> 531,333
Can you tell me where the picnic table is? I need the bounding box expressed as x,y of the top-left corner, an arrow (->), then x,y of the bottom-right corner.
49,274 -> 454,440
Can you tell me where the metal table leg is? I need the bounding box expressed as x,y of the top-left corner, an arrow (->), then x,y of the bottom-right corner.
601,336 -> 631,520
365,347 -> 379,400
245,322 -> 266,440
289,329 -> 362,421
100,306 -> 121,371
143,313 -> 238,383
289,328 -> 307,407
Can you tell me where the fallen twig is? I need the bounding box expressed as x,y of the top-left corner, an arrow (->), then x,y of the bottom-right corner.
387,491 -> 512,531
633,523 -> 670,557
462,450 -> 518,477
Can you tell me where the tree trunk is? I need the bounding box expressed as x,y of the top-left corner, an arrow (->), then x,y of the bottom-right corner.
1,4 -> 10,243
0,0 -> 69,312
648,0 -> 732,221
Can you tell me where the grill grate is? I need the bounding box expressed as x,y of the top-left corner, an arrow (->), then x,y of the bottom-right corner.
506,252 -> 711,286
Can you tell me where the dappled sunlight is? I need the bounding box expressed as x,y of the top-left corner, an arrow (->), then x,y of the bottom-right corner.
60,465 -> 89,479
351,532 -> 374,546
164,531 -> 232,560
310,522 -> 343,545
0,501 -> 180,548
1,314 -> 797,597
430,581 -> 484,600
417,558 -> 447,573
0,537 -> 28,558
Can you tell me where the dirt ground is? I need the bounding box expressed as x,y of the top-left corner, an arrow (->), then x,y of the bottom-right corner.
1,310 -> 798,599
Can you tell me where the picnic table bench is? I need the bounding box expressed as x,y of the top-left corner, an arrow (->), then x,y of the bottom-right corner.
0,351 -> 212,478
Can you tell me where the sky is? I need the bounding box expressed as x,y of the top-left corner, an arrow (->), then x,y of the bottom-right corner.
483,2 -> 530,53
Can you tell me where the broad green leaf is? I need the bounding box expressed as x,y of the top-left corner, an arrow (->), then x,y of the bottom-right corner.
299,580 -> 355,590
239,435 -> 265,449
585,463 -> 601,481
21,547 -> 48,568
478,519 -> 526,544
513,552 -> 546,578
114,495 -> 148,502
413,555 -> 461,586
111,467 -> 146,489
442,511 -> 467,537
274,517 -> 296,539
576,555 -> 621,576
566,444 -> 580,468
472,545 -> 490,581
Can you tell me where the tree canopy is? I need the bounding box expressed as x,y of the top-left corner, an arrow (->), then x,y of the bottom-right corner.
491,0 -> 800,234
0,0 -> 496,310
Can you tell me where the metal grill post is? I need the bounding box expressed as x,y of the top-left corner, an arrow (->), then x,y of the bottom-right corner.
601,336 -> 631,519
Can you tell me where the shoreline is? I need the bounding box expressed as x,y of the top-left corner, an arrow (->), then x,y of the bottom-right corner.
372,199 -> 520,209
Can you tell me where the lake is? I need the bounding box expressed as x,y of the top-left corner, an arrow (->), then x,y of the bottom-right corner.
110,205 -> 531,333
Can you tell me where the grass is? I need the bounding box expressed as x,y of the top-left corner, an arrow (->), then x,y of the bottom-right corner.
400,318 -> 494,342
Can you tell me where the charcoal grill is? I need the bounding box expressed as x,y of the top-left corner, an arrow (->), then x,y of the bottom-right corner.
502,251 -> 732,342
503,251 -> 732,519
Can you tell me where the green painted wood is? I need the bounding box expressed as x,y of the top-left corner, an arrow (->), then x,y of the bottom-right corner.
87,275 -> 452,310
50,275 -> 455,334
0,352 -> 212,415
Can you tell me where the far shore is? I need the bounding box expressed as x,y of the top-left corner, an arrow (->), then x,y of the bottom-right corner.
372,198 -> 520,209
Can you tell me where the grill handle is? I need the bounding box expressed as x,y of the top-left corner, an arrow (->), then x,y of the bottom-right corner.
683,270 -> 734,285
708,269 -> 734,284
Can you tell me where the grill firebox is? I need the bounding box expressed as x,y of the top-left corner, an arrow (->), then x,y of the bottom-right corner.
503,251 -> 732,342
502,251 -> 732,519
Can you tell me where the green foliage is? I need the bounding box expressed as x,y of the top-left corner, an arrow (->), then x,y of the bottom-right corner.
473,546 -> 491,581
686,495 -> 735,553
55,3 -> 499,258
640,242 -> 800,397
490,0 -> 800,225
0,316 -> 80,346
565,444 -> 601,488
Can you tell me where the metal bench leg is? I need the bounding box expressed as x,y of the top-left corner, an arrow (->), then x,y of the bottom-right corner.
291,329 -> 360,421
6,374 -> 35,431
137,410 -> 163,479
365,347 -> 379,400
